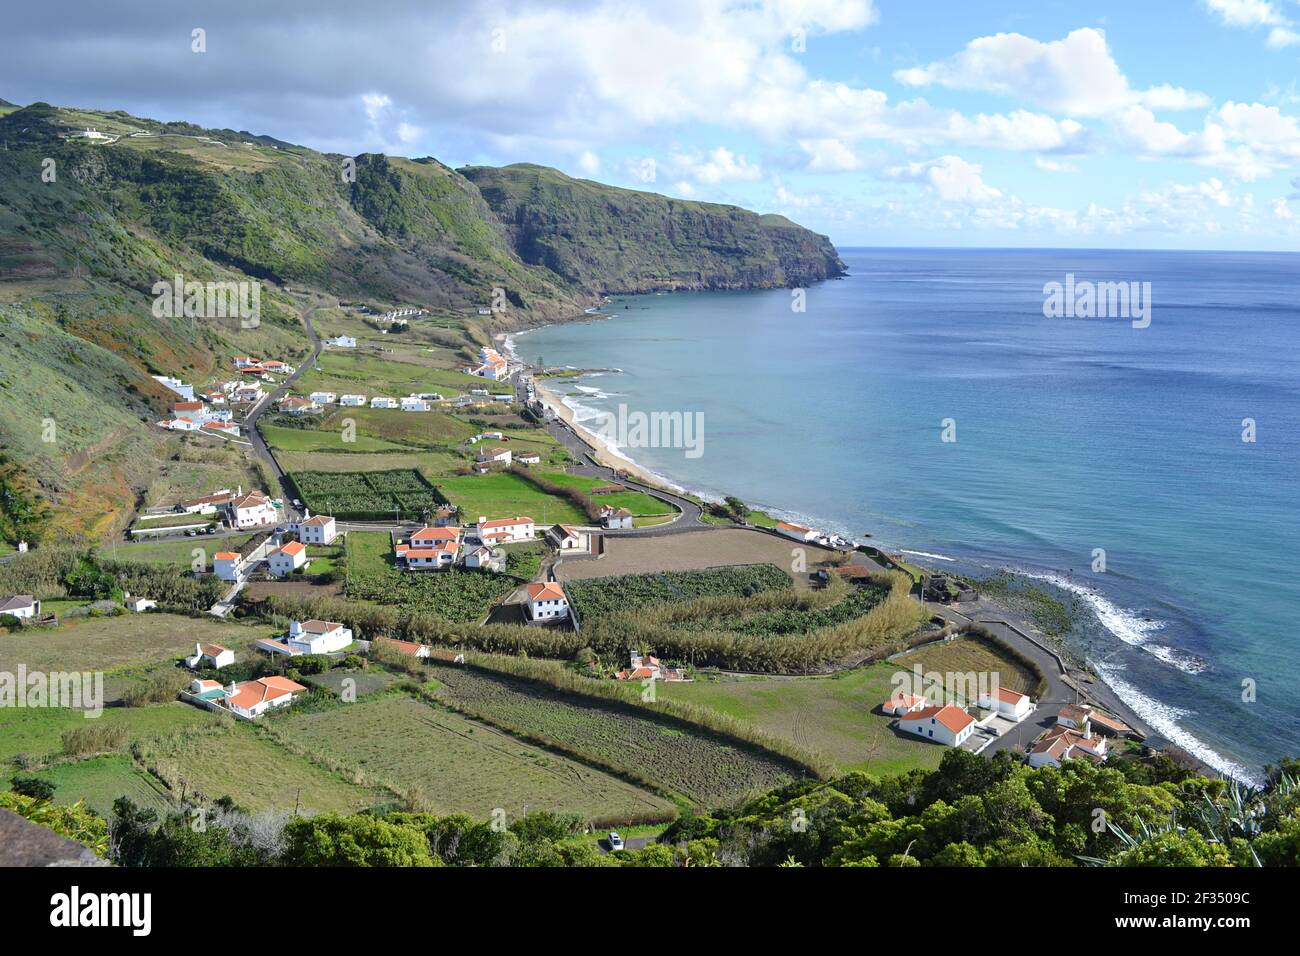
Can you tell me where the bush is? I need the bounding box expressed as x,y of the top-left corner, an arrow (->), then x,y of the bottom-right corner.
11,775 -> 56,801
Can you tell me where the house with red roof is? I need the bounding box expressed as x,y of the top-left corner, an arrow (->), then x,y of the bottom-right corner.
896,703 -> 977,747
1028,723 -> 1109,769
185,642 -> 235,669
478,516 -> 534,543
977,686 -> 1035,721
268,540 -> 309,577
526,581 -> 569,622
882,691 -> 929,716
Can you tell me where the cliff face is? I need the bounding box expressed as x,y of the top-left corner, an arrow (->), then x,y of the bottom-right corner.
461,164 -> 846,294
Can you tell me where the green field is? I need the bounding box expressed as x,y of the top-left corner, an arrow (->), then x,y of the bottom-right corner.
19,754 -> 173,816
565,564 -> 793,623
657,663 -> 950,777
107,535 -> 254,567
0,613 -> 277,675
535,472 -> 676,516
891,637 -> 1040,698
432,472 -> 589,525
144,725 -> 384,813
289,468 -> 445,520
275,694 -> 675,823
295,351 -> 490,399
261,422 -> 409,454
429,664 -> 803,807
0,703 -> 219,766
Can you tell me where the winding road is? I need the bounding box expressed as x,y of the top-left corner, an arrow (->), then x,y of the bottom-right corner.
243,304 -> 324,522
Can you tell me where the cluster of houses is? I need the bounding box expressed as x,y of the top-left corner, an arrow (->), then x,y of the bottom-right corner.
177,487 -> 279,530
232,355 -> 295,378
393,517 -> 536,572
156,398 -> 241,437
1027,703 -> 1133,768
276,391 -> 447,416
883,685 -> 1036,748
186,675 -> 308,720
466,345 -> 509,381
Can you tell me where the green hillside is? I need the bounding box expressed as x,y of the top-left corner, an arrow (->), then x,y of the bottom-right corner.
0,100 -> 844,543
461,163 -> 846,293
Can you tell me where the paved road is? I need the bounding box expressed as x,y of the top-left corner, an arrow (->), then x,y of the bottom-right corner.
525,387 -> 707,533
244,304 -> 325,521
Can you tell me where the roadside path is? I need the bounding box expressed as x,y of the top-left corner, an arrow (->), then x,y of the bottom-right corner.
245,304 -> 324,521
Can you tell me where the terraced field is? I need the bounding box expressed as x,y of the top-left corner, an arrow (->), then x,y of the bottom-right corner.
428,664 -> 804,806
275,694 -> 675,824
23,754 -> 173,816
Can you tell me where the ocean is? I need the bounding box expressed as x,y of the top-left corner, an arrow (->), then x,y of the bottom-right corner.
510,248 -> 1300,781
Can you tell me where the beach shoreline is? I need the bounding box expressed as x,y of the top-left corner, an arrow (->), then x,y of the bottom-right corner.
500,322 -> 1263,781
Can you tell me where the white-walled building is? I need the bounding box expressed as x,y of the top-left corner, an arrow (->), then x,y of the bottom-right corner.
600,506 -> 634,530
400,396 -> 430,412
185,642 -> 235,669
896,704 -> 976,747
776,521 -> 818,543
478,516 -> 534,543
546,524 -> 587,552
257,619 -> 354,656
124,594 -> 157,613
370,396 -> 399,409
476,447 -> 512,465
526,581 -> 569,622
881,692 -> 929,716
978,686 -> 1034,721
268,540 -> 309,577
309,391 -> 337,405
1028,722 -> 1109,769
339,394 -> 366,406
213,551 -> 241,582
220,676 -> 306,720
327,335 -> 357,348
228,492 -> 277,529
0,595 -> 40,620
291,514 -> 337,545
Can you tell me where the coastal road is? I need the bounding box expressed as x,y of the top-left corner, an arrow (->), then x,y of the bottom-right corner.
528,391 -> 708,533
244,304 -> 325,521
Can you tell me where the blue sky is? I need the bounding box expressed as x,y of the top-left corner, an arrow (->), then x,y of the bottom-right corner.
2,0 -> 1299,249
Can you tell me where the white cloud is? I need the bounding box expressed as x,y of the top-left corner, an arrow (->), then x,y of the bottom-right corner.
1203,0 -> 1286,28
576,150 -> 602,176
1035,157 -> 1079,172
798,138 -> 864,170
892,28 -> 1207,119
667,146 -> 762,184
883,155 -> 1003,203
1266,26 -> 1300,46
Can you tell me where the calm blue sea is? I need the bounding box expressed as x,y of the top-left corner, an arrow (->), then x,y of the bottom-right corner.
511,248 -> 1300,780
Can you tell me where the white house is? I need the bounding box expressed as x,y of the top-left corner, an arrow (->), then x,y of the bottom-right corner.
268,540 -> 309,577
327,335 -> 357,348
1028,723 -> 1108,769
185,642 -> 235,669
470,346 -> 509,380
978,686 -> 1034,721
213,551 -> 241,582
515,452 -> 541,465
309,391 -> 337,405
370,396 -> 398,409
410,527 -> 460,549
258,619 -> 354,656
462,546 -> 504,571
202,421 -> 242,438
526,581 -> 569,622
469,431 -> 504,444
776,521 -> 818,543
600,506 -> 634,530
478,516 -> 534,543
180,490 -> 235,515
896,704 -> 977,747
232,356 -> 259,370
0,595 -> 40,620
476,447 -> 511,465
222,676 -> 307,720
152,375 -> 194,401
228,492 -> 277,529
278,396 -> 321,416
123,593 -> 157,613
881,691 -> 929,716
261,360 -> 294,374
339,394 -> 366,406
291,514 -> 337,545
545,524 -> 587,552
405,544 -> 458,569
400,396 -> 430,412
232,383 -> 264,404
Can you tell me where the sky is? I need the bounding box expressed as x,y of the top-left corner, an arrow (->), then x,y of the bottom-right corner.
2,0 -> 1300,249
